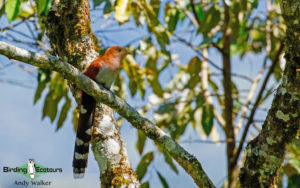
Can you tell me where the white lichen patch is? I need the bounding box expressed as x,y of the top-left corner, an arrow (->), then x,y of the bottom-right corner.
280,88 -> 287,95
104,138 -> 120,155
266,137 -> 276,145
164,139 -> 176,151
95,115 -> 115,136
276,110 -> 290,122
128,183 -> 136,188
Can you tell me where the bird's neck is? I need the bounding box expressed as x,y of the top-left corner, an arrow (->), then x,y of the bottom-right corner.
102,55 -> 122,71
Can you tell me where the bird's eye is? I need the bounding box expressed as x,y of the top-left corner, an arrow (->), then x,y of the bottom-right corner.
118,48 -> 122,52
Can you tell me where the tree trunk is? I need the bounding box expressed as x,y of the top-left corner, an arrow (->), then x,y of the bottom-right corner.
43,0 -> 139,186
239,0 -> 300,187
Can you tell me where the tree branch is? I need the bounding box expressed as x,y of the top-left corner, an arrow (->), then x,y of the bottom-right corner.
239,0 -> 300,185
222,2 -> 236,186
235,67 -> 266,134
0,41 -> 215,188
42,0 -> 139,186
233,42 -> 284,166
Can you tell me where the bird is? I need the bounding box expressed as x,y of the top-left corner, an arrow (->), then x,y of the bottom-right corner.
73,46 -> 128,179
27,159 -> 36,179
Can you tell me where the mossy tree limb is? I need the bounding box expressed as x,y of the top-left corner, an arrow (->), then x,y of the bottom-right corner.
239,0 -> 300,187
0,41 -> 216,188
41,0 -> 139,186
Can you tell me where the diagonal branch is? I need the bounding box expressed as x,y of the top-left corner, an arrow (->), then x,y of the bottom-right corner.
235,67 -> 266,134
0,41 -> 216,188
233,42 -> 284,166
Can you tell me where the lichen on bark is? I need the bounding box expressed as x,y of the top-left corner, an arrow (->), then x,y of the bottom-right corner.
42,0 -> 139,187
239,0 -> 300,187
44,0 -> 99,70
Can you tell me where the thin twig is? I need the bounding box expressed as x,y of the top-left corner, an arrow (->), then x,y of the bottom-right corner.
235,66 -> 267,134
0,21 -> 24,31
172,34 -> 223,70
233,42 -> 285,165
180,139 -> 241,144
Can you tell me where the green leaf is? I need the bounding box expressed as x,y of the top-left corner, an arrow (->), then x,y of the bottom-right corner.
150,0 -> 159,16
140,182 -> 149,188
199,37 -> 214,49
128,80 -> 138,96
5,0 -> 21,22
162,151 -> 178,174
34,81 -> 47,104
115,0 -> 131,23
72,108 -> 79,132
104,1 -> 112,15
0,0 -> 5,18
44,0 -> 52,14
164,3 -> 179,33
140,0 -> 169,47
199,6 -> 220,37
38,0 -> 46,14
34,69 -> 51,104
41,73 -> 67,123
157,171 -> 169,188
187,56 -> 201,75
136,130 -> 147,155
195,4 -> 203,21
93,0 -> 102,7
201,104 -> 214,135
288,174 -> 300,188
56,96 -> 71,131
136,152 -> 154,180
157,103 -> 175,114
187,56 -> 201,88
146,59 -> 163,97
123,57 -> 146,98
42,92 -> 59,122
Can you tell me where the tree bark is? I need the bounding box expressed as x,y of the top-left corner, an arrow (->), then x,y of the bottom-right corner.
222,2 -> 236,187
239,0 -> 300,187
0,41 -> 216,188
43,0 -> 139,186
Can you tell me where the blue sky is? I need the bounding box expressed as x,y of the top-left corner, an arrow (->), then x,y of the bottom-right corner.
0,1 -> 275,187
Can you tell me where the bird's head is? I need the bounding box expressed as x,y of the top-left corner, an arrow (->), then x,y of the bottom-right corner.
105,46 -> 129,61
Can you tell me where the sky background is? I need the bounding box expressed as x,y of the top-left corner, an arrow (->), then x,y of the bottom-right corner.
0,1 -> 277,188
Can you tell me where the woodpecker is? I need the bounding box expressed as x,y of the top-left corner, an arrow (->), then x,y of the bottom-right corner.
73,46 -> 128,178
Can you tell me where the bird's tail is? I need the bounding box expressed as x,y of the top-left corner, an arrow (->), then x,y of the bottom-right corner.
73,92 -> 96,179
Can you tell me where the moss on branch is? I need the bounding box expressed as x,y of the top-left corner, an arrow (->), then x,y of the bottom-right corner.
0,41 -> 215,188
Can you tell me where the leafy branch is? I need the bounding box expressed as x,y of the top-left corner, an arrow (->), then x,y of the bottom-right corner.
0,41 -> 215,188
